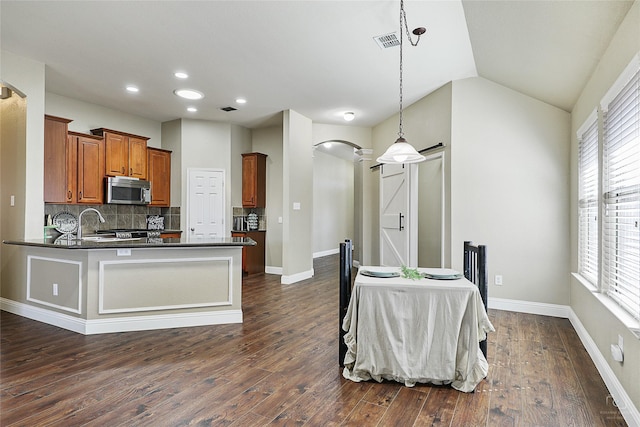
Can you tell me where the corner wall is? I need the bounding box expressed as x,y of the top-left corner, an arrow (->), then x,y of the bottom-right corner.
450,76 -> 571,306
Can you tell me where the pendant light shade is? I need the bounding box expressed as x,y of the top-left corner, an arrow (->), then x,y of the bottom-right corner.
376,137 -> 425,164
377,0 -> 426,165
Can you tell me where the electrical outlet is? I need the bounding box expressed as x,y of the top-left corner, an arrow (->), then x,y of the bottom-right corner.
494,275 -> 503,286
618,334 -> 624,353
52,283 -> 58,296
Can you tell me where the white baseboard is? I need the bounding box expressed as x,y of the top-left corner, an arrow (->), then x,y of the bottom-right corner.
488,297 -> 570,318
313,248 -> 339,258
280,268 -> 314,284
265,266 -> 283,275
0,297 -> 242,335
488,297 -> 639,427
568,309 -> 640,427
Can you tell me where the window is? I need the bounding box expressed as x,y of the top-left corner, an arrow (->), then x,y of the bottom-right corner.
577,113 -> 599,285
602,66 -> 640,321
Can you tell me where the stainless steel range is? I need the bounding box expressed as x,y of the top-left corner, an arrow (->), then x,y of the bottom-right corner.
96,229 -> 161,239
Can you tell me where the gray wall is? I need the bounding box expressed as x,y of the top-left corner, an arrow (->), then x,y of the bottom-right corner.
569,1 -> 640,411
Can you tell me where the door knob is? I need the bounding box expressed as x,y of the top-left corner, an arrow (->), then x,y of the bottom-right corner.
190,228 -> 195,232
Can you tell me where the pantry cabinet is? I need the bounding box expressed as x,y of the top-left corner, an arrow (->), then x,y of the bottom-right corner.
91,128 -> 148,179
241,152 -> 267,208
147,147 -> 172,207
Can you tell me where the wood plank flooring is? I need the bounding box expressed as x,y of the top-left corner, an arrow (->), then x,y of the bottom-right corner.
1,255 -> 627,426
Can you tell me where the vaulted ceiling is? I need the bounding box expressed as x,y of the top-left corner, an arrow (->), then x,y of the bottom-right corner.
0,1 -> 634,128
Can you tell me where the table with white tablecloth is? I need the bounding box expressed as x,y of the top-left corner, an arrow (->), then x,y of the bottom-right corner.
342,267 -> 495,392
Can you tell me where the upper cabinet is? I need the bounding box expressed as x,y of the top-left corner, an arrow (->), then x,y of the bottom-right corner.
70,131 -> 105,204
242,152 -> 267,208
147,147 -> 172,207
44,115 -> 73,203
44,116 -> 105,204
90,128 -> 149,179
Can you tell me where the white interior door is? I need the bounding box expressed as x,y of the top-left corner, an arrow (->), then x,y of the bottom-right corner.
188,169 -> 225,240
380,163 -> 418,267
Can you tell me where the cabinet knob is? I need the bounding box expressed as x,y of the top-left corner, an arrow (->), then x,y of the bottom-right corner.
190,228 -> 195,232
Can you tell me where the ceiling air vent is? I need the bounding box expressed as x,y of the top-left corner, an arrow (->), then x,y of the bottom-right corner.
220,106 -> 237,112
373,32 -> 400,49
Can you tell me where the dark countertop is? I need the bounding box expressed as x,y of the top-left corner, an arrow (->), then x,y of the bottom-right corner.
3,235 -> 256,250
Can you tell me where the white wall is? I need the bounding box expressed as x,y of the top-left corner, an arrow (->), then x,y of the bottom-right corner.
45,93 -> 162,148
282,110 -> 314,282
451,76 -> 571,305
312,149 -> 354,256
0,50 -> 45,240
230,125 -> 252,207
252,124 -> 283,269
570,0 -> 640,413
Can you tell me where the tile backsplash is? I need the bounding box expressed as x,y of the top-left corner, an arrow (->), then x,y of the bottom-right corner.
44,204 -> 181,236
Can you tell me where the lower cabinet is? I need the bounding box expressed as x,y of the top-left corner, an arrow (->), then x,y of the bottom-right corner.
231,231 -> 265,275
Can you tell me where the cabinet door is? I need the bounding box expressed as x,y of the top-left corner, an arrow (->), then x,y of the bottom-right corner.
44,115 -> 72,203
77,136 -> 105,204
148,148 -> 171,207
65,135 -> 78,203
242,154 -> 258,207
245,231 -> 265,274
128,136 -> 147,179
104,132 -> 128,176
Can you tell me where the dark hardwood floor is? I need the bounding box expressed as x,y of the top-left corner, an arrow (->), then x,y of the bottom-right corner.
1,255 -> 626,426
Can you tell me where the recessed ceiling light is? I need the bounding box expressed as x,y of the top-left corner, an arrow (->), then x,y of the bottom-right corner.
174,72 -> 189,79
174,89 -> 204,100
126,85 -> 139,93
343,112 -> 355,121
187,106 -> 198,112
235,98 -> 247,104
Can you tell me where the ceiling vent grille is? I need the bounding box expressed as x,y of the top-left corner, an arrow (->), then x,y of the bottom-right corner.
373,32 -> 400,49
220,106 -> 237,112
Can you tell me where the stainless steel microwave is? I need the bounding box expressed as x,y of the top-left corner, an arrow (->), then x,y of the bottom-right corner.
106,176 -> 151,205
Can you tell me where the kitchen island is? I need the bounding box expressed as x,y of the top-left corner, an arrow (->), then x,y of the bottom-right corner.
2,236 -> 255,334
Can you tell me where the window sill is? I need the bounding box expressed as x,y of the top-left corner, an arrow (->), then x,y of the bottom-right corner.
572,272 -> 640,339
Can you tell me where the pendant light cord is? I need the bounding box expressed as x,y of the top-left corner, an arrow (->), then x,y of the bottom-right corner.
398,0 -> 423,139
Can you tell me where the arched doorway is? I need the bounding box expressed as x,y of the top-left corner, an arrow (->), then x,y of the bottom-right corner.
312,139 -> 364,265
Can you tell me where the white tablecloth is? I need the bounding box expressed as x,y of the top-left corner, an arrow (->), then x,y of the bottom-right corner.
342,267 -> 495,392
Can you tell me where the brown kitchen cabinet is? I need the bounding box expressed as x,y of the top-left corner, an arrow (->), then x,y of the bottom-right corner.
44,115 -> 105,204
241,152 -> 267,208
90,128 -> 149,179
232,230 -> 265,275
44,115 -> 73,203
70,131 -> 105,204
147,147 -> 172,207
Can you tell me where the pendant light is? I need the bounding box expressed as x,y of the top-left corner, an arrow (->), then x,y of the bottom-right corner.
376,0 -> 426,164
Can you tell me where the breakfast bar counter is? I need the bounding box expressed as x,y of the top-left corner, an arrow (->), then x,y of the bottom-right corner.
2,237 -> 255,334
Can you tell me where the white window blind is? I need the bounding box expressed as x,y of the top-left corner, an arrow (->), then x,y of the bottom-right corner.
603,67 -> 640,320
578,115 -> 599,284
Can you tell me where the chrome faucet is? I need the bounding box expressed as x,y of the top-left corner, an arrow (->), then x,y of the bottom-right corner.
77,208 -> 106,240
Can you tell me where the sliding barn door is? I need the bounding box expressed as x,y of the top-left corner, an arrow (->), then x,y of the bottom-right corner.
380,163 -> 418,267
